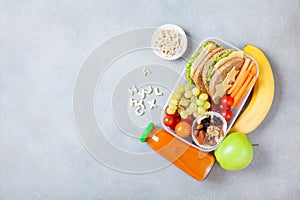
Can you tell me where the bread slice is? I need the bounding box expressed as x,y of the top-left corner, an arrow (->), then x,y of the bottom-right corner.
201,49 -> 228,95
210,50 -> 244,75
209,58 -> 244,103
192,47 -> 224,93
190,43 -> 218,78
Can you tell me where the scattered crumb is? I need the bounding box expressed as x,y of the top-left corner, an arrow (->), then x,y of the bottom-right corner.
135,107 -> 144,116
137,90 -> 146,100
154,87 -> 163,96
128,84 -> 163,116
148,99 -> 157,110
143,67 -> 151,77
128,85 -> 138,96
144,86 -> 153,94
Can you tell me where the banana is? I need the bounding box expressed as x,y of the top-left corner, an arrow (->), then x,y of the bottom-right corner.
230,44 -> 274,134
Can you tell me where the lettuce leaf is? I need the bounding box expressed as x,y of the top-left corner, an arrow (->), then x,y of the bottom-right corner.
185,50 -> 200,84
185,41 -> 216,84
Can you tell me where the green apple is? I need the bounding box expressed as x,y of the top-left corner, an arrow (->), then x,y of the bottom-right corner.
215,132 -> 253,171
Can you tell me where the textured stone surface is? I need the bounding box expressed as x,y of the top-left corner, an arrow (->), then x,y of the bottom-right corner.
0,0 -> 299,199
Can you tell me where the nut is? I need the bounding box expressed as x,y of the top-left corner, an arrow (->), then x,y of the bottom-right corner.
196,124 -> 203,130
208,138 -> 217,146
220,130 -> 224,137
198,130 -> 205,145
193,129 -> 199,137
207,125 -> 220,138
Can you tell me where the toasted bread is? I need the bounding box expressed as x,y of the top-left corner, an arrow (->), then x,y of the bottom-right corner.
201,49 -> 228,95
192,47 -> 224,93
209,58 -> 244,103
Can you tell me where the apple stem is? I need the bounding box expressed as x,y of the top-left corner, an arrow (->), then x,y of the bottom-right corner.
252,144 -> 259,147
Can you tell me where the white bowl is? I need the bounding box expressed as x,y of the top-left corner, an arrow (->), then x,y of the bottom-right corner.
191,111 -> 228,152
151,24 -> 188,60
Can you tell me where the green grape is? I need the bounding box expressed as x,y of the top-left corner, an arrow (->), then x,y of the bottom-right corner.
166,107 -> 176,115
168,103 -> 177,110
186,107 -> 192,115
193,112 -> 200,118
171,93 -> 178,100
197,106 -> 206,115
179,98 -> 189,107
180,110 -> 189,119
178,84 -> 185,92
196,99 -> 205,106
184,90 -> 193,99
199,93 -> 208,101
169,99 -> 178,105
175,91 -> 182,99
189,102 -> 197,112
186,101 -> 191,107
204,101 -> 211,109
176,84 -> 185,94
184,84 -> 191,91
190,96 -> 196,101
192,87 -> 200,96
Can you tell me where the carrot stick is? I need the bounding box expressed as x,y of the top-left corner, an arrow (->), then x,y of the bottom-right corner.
227,72 -> 247,95
232,76 -> 257,108
227,59 -> 251,94
243,59 -> 252,72
232,73 -> 253,98
250,65 -> 257,75
230,72 -> 251,97
247,62 -> 257,75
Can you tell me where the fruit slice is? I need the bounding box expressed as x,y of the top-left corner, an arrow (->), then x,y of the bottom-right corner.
230,44 -> 274,134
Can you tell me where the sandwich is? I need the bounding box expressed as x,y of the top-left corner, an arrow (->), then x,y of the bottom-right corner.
186,41 -> 245,104
185,41 -> 219,85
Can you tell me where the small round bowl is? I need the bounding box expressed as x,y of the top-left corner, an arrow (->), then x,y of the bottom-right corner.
191,111 -> 227,152
151,24 -> 187,60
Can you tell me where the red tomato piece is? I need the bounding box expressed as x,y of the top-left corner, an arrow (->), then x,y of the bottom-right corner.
220,109 -> 233,121
210,104 -> 219,112
163,115 -> 174,127
170,116 -> 181,130
220,95 -> 234,109
164,106 -> 178,117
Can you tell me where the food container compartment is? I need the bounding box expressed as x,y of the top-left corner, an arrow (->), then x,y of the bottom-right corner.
191,111 -> 227,152
161,37 -> 259,151
151,24 -> 188,60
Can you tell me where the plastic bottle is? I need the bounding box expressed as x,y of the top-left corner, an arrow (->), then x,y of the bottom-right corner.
140,123 -> 215,181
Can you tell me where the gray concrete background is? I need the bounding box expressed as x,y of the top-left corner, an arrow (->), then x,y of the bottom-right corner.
0,0 -> 299,199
